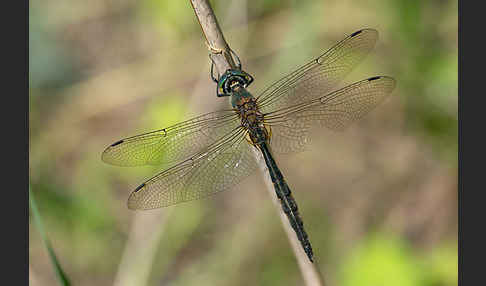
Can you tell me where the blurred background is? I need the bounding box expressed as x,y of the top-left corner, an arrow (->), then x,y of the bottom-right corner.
29,0 -> 457,285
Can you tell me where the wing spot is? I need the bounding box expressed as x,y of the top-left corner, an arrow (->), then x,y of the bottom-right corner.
134,183 -> 145,193
110,140 -> 124,147
350,30 -> 363,37
368,76 -> 381,81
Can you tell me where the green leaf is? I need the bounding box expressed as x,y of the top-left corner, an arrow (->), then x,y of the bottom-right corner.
30,185 -> 71,286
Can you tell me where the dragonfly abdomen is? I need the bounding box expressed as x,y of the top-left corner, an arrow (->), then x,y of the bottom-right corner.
258,142 -> 314,262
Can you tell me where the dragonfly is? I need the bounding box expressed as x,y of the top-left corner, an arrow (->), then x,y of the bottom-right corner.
102,28 -> 396,262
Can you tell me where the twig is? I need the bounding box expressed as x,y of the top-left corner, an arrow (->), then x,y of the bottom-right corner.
190,0 -> 238,74
113,211 -> 170,286
190,1 -> 325,285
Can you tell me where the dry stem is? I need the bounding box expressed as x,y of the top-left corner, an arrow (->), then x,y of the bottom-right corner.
190,0 -> 325,285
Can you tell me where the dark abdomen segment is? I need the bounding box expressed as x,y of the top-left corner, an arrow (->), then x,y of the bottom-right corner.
258,141 -> 314,262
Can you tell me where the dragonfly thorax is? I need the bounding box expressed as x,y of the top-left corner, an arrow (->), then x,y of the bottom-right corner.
231,88 -> 271,146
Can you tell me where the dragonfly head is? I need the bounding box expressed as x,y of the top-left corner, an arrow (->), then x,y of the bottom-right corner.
217,69 -> 254,97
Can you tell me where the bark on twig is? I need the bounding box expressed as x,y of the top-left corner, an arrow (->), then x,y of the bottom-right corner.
190,0 -> 238,77
190,1 -> 325,285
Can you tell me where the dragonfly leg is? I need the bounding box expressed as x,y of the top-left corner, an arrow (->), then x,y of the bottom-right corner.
228,48 -> 242,70
209,55 -> 218,83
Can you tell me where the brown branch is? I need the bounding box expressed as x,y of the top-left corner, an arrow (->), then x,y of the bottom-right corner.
189,1 -> 325,285
190,0 -> 237,77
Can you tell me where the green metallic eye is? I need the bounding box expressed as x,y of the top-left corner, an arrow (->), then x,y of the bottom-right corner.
216,69 -> 254,97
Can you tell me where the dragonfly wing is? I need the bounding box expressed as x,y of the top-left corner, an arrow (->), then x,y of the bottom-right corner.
258,29 -> 379,153
102,110 -> 240,167
267,115 -> 312,153
265,76 -> 396,147
258,28 -> 379,112
127,127 -> 259,209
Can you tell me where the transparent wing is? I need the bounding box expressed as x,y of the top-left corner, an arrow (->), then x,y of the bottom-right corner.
127,127 -> 259,209
102,110 -> 240,167
258,28 -> 379,110
257,28 -> 379,153
264,77 -> 396,146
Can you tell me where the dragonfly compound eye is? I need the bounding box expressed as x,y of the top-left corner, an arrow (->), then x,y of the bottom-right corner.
217,69 -> 254,97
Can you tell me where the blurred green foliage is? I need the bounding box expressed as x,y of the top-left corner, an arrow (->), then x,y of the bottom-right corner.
29,0 -> 457,285
339,233 -> 457,286
389,0 -> 457,164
